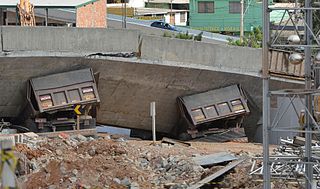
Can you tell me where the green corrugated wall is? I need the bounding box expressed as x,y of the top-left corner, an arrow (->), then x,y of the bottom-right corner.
189,0 -> 263,32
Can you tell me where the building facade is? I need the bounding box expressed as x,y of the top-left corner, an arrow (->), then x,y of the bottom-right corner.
189,0 -> 262,32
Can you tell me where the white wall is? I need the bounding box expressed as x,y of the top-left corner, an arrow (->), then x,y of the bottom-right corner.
164,12 -> 187,26
128,0 -> 145,8
164,14 -> 170,23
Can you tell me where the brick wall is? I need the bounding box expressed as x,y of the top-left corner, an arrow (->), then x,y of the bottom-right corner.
76,0 -> 107,28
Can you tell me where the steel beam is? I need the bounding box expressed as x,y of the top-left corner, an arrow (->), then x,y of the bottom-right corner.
304,0 -> 313,187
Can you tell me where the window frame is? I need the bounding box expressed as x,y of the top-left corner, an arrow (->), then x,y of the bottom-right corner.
198,1 -> 215,13
180,12 -> 186,22
229,1 -> 244,14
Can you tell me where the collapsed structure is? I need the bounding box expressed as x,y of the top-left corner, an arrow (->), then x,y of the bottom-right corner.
0,12 -> 315,187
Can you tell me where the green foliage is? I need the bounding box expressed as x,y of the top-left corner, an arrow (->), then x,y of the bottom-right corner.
163,31 -> 203,41
194,32 -> 203,41
175,31 -> 194,40
227,27 -> 262,48
163,31 -> 173,38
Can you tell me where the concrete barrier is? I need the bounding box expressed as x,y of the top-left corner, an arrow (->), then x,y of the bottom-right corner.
1,27 -> 262,74
140,35 -> 262,74
1,26 -> 140,53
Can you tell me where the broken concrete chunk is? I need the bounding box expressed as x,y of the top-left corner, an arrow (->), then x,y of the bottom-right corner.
113,178 -> 121,184
69,177 -> 77,183
88,147 -> 96,156
55,149 -> 63,156
76,134 -> 87,142
72,169 -> 78,176
48,185 -> 56,189
121,177 -> 131,186
23,132 -> 39,138
130,182 -> 140,189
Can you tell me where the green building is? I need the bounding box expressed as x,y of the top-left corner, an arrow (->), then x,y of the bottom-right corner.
189,0 -> 264,32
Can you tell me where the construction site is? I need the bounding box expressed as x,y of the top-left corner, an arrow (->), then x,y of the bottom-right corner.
0,0 -> 320,188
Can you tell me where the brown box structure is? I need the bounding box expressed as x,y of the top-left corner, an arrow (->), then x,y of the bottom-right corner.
76,0 -> 107,28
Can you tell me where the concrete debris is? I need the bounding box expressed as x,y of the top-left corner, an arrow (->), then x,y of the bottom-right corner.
13,133 -> 264,189
188,158 -> 247,189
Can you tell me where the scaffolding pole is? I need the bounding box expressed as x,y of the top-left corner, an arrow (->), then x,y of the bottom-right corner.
304,0 -> 313,187
262,0 -> 270,187
263,0 -> 317,186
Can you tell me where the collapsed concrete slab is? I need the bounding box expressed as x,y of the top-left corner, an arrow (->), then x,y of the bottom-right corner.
0,56 -> 302,141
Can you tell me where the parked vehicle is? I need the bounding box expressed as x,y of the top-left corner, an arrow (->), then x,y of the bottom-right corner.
150,21 -> 177,31
20,68 -> 100,132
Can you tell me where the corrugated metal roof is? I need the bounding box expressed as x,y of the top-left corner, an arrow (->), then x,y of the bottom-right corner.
147,0 -> 189,4
0,0 -> 99,8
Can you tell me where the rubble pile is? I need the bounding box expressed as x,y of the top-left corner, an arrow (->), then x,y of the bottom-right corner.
13,133 -> 260,189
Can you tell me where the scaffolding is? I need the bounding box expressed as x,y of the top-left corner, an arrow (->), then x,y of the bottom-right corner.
262,0 -> 320,187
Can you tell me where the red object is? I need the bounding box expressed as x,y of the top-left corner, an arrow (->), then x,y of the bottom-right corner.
58,132 -> 69,139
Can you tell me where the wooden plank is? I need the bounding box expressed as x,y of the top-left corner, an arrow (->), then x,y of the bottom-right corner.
187,158 -> 247,189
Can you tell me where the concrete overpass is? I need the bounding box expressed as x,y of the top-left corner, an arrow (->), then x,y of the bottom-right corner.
0,26 -> 302,140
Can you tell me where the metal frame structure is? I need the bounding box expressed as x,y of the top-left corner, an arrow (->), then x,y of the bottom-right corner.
251,138 -> 320,185
262,0 -> 320,188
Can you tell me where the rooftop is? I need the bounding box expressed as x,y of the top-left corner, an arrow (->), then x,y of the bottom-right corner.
135,7 -> 188,15
0,0 -> 100,8
147,0 -> 189,4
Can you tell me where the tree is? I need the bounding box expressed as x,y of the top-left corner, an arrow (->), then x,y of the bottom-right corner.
227,27 -> 262,48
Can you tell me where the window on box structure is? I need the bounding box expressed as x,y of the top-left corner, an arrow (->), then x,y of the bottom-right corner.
180,12 -> 186,23
198,1 -> 215,13
229,1 -> 241,13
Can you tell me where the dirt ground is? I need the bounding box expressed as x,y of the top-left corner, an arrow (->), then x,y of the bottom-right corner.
13,133 -> 270,189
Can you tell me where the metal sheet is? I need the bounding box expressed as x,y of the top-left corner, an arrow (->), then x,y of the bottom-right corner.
192,129 -> 246,142
178,84 -> 250,125
192,152 -> 238,166
31,68 -> 94,91
181,85 -> 243,108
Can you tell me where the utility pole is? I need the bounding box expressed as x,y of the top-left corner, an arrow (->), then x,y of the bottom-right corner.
122,0 -> 126,28
45,8 -> 48,26
124,0 -> 127,28
240,0 -> 244,43
170,0 -> 173,24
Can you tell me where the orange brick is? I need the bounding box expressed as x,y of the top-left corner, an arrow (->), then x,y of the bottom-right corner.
76,0 -> 107,28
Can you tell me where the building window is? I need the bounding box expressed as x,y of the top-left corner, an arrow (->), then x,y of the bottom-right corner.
229,1 -> 241,14
180,12 -> 186,22
198,1 -> 214,13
